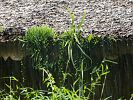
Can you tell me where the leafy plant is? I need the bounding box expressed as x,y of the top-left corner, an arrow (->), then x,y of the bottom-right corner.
22,25 -> 57,69
0,9 -> 124,100
17,11 -> 113,100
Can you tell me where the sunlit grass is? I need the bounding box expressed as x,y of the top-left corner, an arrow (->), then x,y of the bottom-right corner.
0,10 -> 128,100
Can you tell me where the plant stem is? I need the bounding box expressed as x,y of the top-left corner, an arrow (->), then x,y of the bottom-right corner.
100,75 -> 107,100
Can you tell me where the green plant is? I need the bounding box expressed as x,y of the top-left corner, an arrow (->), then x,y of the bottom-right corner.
23,25 -> 57,69
8,9 -> 124,100
25,25 -> 56,41
0,25 -> 4,33
0,77 -> 19,100
130,93 -> 133,100
41,69 -> 88,100
1,30 -> 112,100
18,11 -> 112,99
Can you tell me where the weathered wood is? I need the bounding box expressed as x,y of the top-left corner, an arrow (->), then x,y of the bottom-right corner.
0,41 -> 24,61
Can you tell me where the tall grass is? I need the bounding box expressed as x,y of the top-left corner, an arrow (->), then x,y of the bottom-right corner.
0,63 -> 109,100
20,11 -> 111,99
0,11 -> 130,100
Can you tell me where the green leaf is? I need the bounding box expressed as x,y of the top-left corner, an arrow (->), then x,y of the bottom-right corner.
77,44 -> 92,64
0,25 -> 4,32
88,34 -> 93,42
104,96 -> 112,100
78,11 -> 86,30
131,93 -> 133,98
11,76 -> 18,82
74,33 -> 80,45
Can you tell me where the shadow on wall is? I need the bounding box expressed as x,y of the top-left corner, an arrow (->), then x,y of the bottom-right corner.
94,54 -> 133,99
0,56 -> 44,91
0,54 -> 133,99
0,39 -> 133,99
0,41 -> 24,61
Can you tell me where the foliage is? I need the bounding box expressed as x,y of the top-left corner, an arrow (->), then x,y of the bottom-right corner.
17,11 -> 113,99
0,11 -> 125,99
23,25 -> 57,69
0,24 -> 5,33
0,63 -> 109,100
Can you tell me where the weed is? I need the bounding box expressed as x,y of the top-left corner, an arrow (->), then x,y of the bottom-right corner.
0,10 -> 121,100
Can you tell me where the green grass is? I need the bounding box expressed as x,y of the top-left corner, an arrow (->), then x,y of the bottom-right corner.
16,11 -> 113,99
0,10 -> 130,100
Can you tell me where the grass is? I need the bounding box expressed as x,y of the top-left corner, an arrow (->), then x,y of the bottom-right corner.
0,10 -> 132,100
0,63 -> 110,100
18,11 -> 112,99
